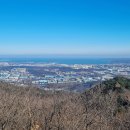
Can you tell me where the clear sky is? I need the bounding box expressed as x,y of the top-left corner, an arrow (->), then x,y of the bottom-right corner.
0,0 -> 130,57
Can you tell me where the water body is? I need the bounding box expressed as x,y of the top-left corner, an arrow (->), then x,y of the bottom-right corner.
0,57 -> 130,64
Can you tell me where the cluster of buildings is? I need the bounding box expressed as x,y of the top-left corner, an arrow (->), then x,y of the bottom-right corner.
0,62 -> 130,89
0,68 -> 34,86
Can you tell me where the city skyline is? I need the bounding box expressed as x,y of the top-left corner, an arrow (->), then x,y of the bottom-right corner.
0,0 -> 130,57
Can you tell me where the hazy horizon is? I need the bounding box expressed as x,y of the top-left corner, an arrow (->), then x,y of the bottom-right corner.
0,54 -> 130,59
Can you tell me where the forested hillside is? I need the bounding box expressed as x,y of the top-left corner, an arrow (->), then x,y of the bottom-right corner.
0,77 -> 130,130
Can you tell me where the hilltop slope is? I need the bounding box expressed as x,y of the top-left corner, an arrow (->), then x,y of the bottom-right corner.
80,76 -> 130,130
0,77 -> 130,130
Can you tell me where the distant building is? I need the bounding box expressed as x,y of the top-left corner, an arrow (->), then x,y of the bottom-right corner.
11,68 -> 26,73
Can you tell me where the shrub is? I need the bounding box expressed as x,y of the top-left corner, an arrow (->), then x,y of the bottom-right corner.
117,96 -> 130,108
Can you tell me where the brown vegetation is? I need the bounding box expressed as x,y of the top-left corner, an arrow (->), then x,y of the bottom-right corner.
0,77 -> 130,130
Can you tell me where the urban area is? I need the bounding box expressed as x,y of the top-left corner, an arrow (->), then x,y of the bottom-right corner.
0,62 -> 130,91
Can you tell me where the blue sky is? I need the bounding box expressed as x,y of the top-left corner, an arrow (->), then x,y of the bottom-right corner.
0,0 -> 130,57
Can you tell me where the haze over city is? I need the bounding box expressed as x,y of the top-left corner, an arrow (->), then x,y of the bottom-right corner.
0,0 -> 130,57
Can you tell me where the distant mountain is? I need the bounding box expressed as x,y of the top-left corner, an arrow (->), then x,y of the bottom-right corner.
0,77 -> 130,130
